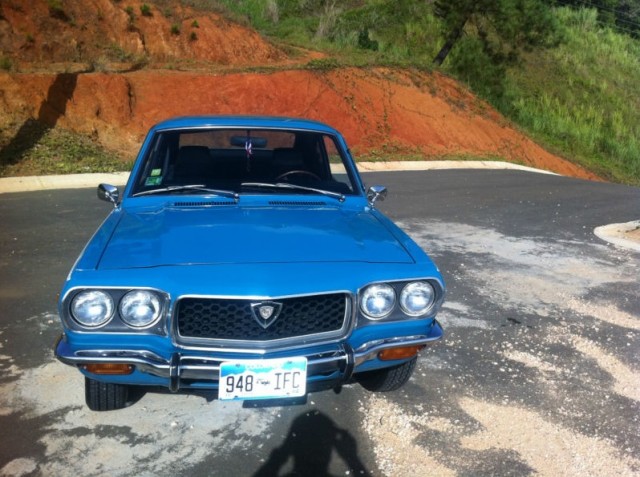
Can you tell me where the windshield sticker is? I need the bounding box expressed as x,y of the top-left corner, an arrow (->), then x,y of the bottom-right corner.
145,176 -> 162,186
150,168 -> 162,177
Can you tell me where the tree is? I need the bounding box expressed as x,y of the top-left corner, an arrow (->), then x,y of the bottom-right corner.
433,0 -> 558,66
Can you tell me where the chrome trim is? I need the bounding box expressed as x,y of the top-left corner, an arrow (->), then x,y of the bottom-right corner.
98,183 -> 120,207
60,286 -> 171,334
356,277 -> 445,324
366,185 -> 387,206
172,291 -> 356,351
55,321 -> 443,391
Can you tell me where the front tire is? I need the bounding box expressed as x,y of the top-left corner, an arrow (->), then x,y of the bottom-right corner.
85,377 -> 129,411
356,357 -> 417,392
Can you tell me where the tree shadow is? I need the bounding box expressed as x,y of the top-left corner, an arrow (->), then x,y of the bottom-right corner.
254,410 -> 372,477
0,73 -> 78,169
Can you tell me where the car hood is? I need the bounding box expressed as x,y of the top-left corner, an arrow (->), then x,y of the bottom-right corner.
97,206 -> 414,270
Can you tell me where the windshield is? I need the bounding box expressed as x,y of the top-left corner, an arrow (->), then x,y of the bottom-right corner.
130,128 -> 358,198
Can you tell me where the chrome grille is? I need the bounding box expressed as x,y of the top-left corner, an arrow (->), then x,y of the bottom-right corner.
176,293 -> 349,342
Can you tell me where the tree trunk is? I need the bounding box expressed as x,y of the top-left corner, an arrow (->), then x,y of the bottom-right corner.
433,18 -> 468,66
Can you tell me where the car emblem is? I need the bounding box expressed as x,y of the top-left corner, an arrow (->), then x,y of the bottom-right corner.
250,302 -> 283,329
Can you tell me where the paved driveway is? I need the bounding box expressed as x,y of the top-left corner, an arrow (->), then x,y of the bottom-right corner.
1,170 -> 638,476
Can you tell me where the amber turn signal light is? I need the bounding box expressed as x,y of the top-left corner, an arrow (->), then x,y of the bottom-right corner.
83,363 -> 134,375
378,345 -> 425,361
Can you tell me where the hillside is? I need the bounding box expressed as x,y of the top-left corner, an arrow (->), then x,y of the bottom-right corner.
0,1 -> 599,180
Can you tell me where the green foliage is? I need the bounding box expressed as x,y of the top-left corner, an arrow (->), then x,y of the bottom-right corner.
433,0 -> 560,66
48,0 -> 71,22
499,7 -> 640,184
125,6 -> 135,24
140,4 -> 152,17
557,0 -> 640,37
0,56 -> 12,71
171,23 -> 181,35
447,36 -> 508,99
304,57 -> 339,70
0,127 -> 131,176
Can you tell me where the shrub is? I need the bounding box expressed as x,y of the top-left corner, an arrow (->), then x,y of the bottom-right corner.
171,23 -> 181,35
0,56 -> 12,71
48,0 -> 70,22
140,4 -> 152,17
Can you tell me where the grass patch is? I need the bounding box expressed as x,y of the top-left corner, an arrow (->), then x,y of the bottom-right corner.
0,126 -> 132,177
497,8 -> 640,185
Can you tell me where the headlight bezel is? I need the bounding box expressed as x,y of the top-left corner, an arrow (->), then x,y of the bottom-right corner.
359,283 -> 397,320
358,279 -> 443,322
119,290 -> 163,328
399,281 -> 436,317
64,287 -> 167,332
70,290 -> 115,328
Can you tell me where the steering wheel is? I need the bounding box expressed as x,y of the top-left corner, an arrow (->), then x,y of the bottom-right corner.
275,170 -> 321,182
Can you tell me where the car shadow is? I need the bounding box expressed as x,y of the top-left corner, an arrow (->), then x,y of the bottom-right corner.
253,410 -> 372,477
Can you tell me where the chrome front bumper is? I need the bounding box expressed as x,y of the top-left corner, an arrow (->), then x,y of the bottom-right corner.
55,320 -> 443,392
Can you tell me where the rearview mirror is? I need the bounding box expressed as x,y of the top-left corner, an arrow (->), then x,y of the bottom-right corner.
97,183 -> 119,207
367,185 -> 387,206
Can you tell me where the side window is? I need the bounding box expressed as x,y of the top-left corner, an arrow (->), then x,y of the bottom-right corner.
137,133 -> 172,189
324,135 -> 354,193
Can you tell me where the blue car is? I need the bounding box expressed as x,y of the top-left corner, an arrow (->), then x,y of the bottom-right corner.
55,116 -> 445,411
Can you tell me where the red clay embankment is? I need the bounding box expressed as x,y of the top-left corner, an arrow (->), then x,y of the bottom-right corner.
0,68 -> 597,180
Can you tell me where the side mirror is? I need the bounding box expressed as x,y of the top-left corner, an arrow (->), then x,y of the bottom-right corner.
97,183 -> 119,207
367,185 -> 387,206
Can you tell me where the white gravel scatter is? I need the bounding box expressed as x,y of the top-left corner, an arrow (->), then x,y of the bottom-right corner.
360,219 -> 640,476
0,458 -> 38,477
460,398 -> 640,477
550,331 -> 640,402
438,301 -> 492,329
362,395 -> 456,476
0,358 -> 279,477
566,297 -> 640,331
362,395 -> 639,477
399,220 -> 636,315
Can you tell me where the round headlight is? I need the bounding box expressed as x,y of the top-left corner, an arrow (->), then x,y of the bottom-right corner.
71,290 -> 114,327
119,290 -> 162,327
400,281 -> 436,316
360,284 -> 396,319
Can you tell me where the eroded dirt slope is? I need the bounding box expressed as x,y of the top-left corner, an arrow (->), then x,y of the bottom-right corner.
0,68 -> 597,179
0,1 -> 597,180
0,0 -> 283,67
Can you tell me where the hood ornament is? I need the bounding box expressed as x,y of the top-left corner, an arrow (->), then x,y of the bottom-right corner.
250,301 -> 283,329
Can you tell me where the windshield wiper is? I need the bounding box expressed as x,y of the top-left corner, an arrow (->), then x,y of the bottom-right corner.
132,184 -> 239,201
241,182 -> 345,202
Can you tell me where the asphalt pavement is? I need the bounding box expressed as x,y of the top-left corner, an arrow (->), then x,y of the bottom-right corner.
0,169 -> 638,476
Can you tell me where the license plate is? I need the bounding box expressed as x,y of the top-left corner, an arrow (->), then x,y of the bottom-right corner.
218,357 -> 307,401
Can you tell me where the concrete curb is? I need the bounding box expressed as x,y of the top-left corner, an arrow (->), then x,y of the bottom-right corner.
356,160 -> 558,175
0,172 -> 130,194
594,221 -> 640,252
0,161 -> 555,194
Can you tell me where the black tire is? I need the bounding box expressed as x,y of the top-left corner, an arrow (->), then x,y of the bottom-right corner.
356,357 -> 417,392
85,377 -> 129,411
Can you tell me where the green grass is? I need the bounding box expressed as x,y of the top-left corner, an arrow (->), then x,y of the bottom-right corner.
497,8 -> 640,185
0,126 -> 132,177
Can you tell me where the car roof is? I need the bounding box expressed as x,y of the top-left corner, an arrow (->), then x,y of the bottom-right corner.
150,116 -> 341,135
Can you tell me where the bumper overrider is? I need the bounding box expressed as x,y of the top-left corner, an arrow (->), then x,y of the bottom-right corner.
55,320 -> 443,393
